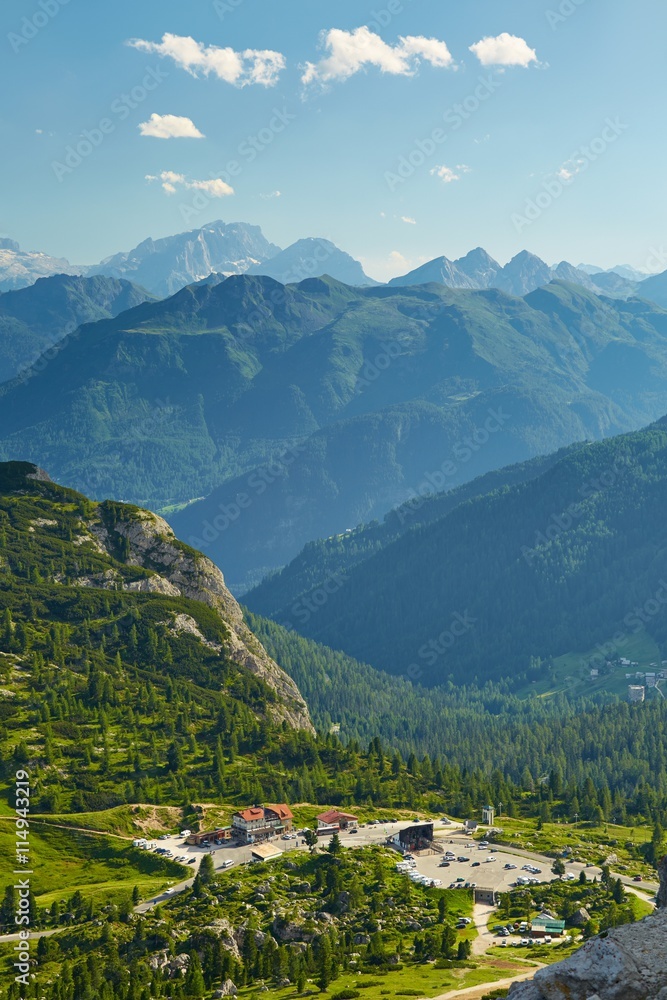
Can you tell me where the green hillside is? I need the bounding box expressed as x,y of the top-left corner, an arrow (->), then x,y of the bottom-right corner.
245,443 -> 587,618
246,419 -> 667,688
0,273 -> 153,384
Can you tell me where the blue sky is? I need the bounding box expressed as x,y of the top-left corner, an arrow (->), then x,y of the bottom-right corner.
1,0 -> 665,279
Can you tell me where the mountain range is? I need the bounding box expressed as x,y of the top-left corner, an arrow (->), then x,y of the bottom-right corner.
3,271 -> 667,589
0,221 -> 661,300
0,273 -> 153,383
86,220 -> 281,297
247,417 -> 667,688
0,236 -> 81,291
388,248 -> 639,298
0,223 -> 377,297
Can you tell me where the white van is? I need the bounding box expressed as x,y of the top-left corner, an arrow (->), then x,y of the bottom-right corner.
220,859 -> 234,870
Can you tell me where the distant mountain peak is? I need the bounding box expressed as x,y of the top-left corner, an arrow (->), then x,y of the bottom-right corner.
89,220 -> 282,297
247,237 -> 378,286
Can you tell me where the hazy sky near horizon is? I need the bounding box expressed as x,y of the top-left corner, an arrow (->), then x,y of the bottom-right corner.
1,0 -> 665,280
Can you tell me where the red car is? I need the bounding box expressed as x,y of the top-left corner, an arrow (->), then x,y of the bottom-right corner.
633,875 -> 643,882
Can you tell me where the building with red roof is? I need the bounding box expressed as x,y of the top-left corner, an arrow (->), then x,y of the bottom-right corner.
231,804 -> 294,842
316,809 -> 358,832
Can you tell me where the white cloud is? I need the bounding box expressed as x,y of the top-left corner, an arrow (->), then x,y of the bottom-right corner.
302,26 -> 454,85
35,128 -> 43,135
389,250 -> 411,268
127,33 -> 285,87
557,157 -> 587,183
430,164 -> 470,184
138,113 -> 205,139
260,190 -> 282,199
401,216 -> 417,225
469,33 -> 537,68
146,171 -> 234,197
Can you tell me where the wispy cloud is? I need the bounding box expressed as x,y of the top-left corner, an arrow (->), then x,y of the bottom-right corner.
302,26 -> 454,86
146,171 -> 234,197
469,33 -> 538,68
127,33 -> 285,87
430,164 -> 470,184
401,216 -> 417,225
138,113 -> 205,139
260,190 -> 282,199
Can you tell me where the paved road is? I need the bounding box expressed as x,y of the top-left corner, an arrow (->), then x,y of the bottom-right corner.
0,928 -> 63,944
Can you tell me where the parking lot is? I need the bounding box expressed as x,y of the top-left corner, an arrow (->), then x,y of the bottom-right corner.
387,836 -> 559,895
136,818 -> 654,914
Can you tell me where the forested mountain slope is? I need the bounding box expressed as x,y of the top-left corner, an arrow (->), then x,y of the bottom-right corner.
2,277 -> 667,586
246,443 -> 587,617
252,419 -> 667,686
0,273 -> 153,384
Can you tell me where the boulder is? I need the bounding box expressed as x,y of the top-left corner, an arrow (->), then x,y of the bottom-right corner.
214,979 -> 238,997
353,934 -> 370,945
508,907 -> 667,999
570,907 -> 591,928
148,950 -> 169,972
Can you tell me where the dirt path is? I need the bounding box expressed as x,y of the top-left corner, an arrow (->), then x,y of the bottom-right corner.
470,902 -> 497,956
430,963 -> 544,1000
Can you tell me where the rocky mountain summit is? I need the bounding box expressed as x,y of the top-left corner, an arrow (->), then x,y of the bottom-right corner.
0,460 -> 313,732
90,504 -> 313,731
508,857 -> 667,999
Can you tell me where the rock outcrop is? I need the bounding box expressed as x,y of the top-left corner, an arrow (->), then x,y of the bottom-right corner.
508,858 -> 667,1000
86,503 -> 313,731
656,856 -> 667,909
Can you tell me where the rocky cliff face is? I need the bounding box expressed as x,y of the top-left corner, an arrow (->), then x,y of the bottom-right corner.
86,503 -> 313,732
508,859 -> 667,1000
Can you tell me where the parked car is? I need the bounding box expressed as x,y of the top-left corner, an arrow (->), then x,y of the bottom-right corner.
633,875 -> 643,882
471,861 -> 481,867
